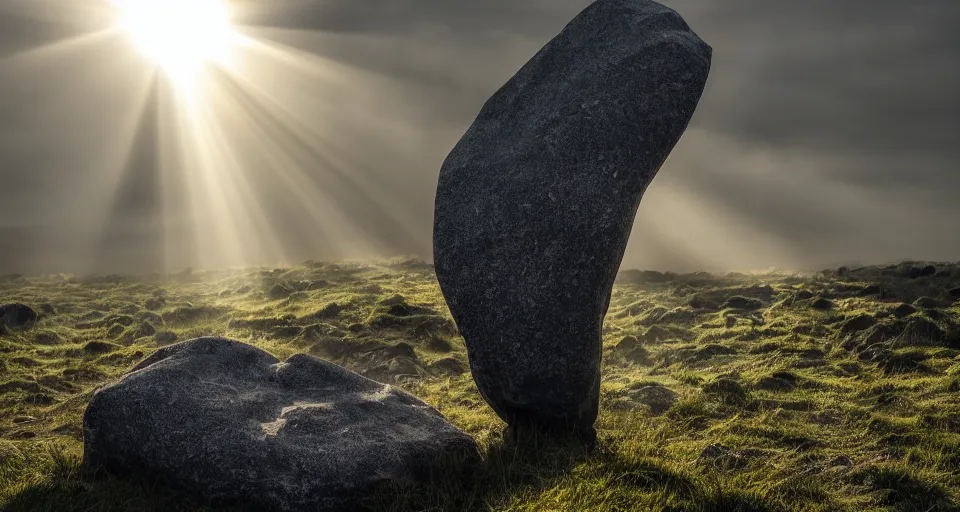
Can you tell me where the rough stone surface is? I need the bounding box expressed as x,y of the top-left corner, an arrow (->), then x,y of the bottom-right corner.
83,337 -> 479,511
433,0 -> 710,435
0,303 -> 38,332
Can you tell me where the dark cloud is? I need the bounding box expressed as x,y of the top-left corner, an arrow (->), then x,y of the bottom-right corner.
0,0 -> 957,273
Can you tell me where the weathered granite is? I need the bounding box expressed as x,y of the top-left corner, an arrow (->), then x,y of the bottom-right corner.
83,337 -> 478,511
434,0 -> 711,435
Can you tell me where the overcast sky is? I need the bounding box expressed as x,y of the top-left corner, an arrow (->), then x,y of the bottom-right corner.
0,0 -> 957,274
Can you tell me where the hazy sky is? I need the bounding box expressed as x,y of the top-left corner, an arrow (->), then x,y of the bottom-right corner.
0,0 -> 957,274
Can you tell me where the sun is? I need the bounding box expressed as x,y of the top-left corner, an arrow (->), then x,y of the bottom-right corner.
115,0 -> 237,82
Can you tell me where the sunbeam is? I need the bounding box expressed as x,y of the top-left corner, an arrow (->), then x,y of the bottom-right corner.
113,0 -> 241,86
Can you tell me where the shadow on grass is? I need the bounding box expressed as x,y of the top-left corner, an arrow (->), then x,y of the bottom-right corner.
5,432 -> 833,512
365,429 -> 779,512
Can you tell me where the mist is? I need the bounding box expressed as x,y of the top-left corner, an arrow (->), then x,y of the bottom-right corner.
0,0 -> 957,274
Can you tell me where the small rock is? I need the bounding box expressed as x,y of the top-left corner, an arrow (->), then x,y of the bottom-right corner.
136,323 -> 157,338
636,306 -> 668,327
796,290 -> 814,300
0,303 -> 38,331
950,288 -> 960,298
897,316 -> 949,347
154,331 -> 178,345
919,265 -> 937,277
315,303 -> 344,319
83,341 -> 119,354
137,311 -> 165,326
144,298 -> 165,311
626,384 -> 678,415
703,378 -> 749,406
107,324 -> 125,338
12,416 -> 37,424
723,296 -> 764,310
33,331 -> 61,345
266,284 -> 292,300
830,455 -> 853,467
83,338 -> 478,511
840,314 -> 877,335
906,266 -> 923,279
658,307 -> 697,325
914,297 -> 940,309
429,357 -> 467,376
811,298 -> 834,310
614,335 -> 641,352
892,304 -> 918,318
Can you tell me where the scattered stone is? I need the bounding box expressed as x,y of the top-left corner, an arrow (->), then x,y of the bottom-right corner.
878,351 -> 932,375
658,307 -> 697,325
723,296 -> 764,310
829,455 -> 853,468
755,371 -> 802,392
136,311 -> 164,326
811,298 -> 834,310
83,337 -> 479,511
702,378 -> 749,405
433,0 -> 710,436
896,316 -> 951,347
0,303 -> 38,331
144,297 -> 165,311
266,284 -> 292,300
154,331 -> 177,345
636,306 -> 668,327
858,284 -> 882,297
919,265 -> 937,277
613,336 -> 650,364
892,304 -> 918,319
426,336 -> 454,353
314,302 -> 344,319
614,335 -> 641,352
83,341 -> 120,354
33,331 -> 61,345
840,315 -> 877,336
796,290 -> 815,300
12,416 -> 37,424
136,323 -> 157,339
906,266 -> 923,279
688,295 -> 721,310
913,297 -> 940,309
428,357 -> 467,376
626,384 -> 678,415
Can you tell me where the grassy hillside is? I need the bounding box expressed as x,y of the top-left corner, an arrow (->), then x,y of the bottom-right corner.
1,259 -> 959,511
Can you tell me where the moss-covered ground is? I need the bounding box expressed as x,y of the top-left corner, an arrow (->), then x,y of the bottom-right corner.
1,259 -> 959,511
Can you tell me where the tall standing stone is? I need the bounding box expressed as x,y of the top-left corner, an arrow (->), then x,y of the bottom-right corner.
433,0 -> 711,436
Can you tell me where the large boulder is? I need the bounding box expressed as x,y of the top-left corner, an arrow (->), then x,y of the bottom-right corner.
433,0 -> 711,436
83,337 -> 478,511
0,303 -> 38,332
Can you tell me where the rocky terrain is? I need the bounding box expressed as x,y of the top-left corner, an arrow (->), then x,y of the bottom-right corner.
1,258 -> 959,511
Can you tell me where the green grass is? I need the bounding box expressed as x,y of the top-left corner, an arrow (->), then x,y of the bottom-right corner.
1,259 -> 960,511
